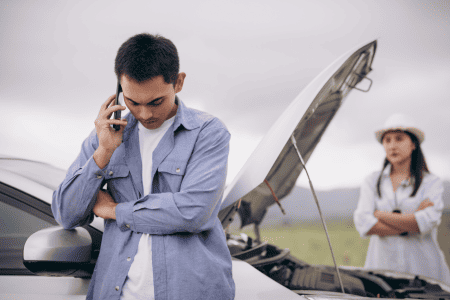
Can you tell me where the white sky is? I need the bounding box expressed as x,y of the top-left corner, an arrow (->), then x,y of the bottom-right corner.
1,0 -> 449,190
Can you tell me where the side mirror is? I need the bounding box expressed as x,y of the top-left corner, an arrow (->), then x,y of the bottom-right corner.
23,226 -> 94,277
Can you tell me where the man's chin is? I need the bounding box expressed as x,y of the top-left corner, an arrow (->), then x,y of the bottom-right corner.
140,120 -> 162,130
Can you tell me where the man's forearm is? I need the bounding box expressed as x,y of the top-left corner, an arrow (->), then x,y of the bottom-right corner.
52,162 -> 104,229
93,146 -> 114,169
94,190 -> 117,220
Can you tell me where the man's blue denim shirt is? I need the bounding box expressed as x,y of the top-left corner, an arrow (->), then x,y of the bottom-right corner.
52,98 -> 235,300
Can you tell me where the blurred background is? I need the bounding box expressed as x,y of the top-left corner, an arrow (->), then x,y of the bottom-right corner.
1,0 -> 449,267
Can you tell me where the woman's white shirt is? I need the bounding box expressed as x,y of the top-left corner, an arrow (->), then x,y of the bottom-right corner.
353,165 -> 450,284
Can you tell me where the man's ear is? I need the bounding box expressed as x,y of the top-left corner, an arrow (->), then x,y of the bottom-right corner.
174,72 -> 186,94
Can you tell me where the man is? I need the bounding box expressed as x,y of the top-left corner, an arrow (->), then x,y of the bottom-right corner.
52,33 -> 235,300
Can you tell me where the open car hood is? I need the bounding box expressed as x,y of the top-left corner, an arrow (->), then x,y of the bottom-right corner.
219,40 -> 377,228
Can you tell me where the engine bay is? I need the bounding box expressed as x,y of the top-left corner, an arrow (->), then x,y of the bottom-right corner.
227,233 -> 450,299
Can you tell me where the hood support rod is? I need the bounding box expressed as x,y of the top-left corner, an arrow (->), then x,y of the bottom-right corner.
290,134 -> 345,294
264,179 -> 286,215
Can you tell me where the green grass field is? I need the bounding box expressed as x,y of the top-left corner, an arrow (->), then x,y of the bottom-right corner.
229,219 -> 370,267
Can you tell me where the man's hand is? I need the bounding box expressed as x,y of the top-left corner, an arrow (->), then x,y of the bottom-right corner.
93,95 -> 128,169
93,190 -> 117,220
416,198 -> 434,212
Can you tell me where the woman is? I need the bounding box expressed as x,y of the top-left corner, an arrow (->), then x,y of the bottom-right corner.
354,113 -> 450,284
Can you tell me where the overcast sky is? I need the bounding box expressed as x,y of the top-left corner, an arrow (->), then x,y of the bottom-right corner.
1,0 -> 449,190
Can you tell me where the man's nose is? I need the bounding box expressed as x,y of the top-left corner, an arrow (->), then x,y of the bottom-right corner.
139,107 -> 153,120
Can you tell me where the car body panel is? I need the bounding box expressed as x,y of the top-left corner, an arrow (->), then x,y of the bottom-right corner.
0,159 -> 105,232
0,276 -> 89,300
220,40 -> 376,227
0,166 -> 55,208
0,260 -> 301,300
232,259 -> 304,299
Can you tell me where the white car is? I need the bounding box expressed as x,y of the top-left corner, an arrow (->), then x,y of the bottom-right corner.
2,40 -> 449,299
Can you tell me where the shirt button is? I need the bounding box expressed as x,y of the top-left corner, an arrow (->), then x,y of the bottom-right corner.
109,171 -> 113,176
176,168 -> 180,173
115,286 -> 120,291
127,257 -> 131,261
96,175 -> 102,179
126,224 -> 130,228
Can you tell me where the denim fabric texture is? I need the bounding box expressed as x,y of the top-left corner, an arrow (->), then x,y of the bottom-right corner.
52,99 -> 235,300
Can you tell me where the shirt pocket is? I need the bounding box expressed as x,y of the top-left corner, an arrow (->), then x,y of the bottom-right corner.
155,160 -> 186,193
105,164 -> 133,203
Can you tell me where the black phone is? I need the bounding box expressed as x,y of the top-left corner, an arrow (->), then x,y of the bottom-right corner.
113,82 -> 122,131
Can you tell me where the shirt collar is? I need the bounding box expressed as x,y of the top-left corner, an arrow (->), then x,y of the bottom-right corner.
122,96 -> 201,142
172,96 -> 202,131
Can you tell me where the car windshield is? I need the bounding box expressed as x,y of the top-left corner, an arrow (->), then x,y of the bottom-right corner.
0,158 -> 67,191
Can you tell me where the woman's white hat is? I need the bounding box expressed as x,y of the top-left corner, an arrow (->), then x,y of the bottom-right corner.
375,113 -> 425,144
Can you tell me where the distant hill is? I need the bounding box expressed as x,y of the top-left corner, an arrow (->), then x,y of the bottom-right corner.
255,180 -> 450,229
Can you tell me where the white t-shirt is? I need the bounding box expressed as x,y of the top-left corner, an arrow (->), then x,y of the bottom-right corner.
120,116 -> 175,300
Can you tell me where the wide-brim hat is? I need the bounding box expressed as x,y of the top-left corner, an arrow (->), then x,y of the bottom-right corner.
375,113 -> 425,144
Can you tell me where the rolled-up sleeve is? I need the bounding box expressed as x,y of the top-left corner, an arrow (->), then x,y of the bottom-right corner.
354,174 -> 379,238
115,122 -> 230,235
414,175 -> 444,235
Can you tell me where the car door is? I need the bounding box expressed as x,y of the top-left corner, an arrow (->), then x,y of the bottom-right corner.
0,180 -> 92,299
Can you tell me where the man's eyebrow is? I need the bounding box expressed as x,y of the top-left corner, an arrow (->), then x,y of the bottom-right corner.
124,95 -> 164,105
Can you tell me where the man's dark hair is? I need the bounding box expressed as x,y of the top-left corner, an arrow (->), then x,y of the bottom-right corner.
376,131 -> 429,198
115,33 -> 179,84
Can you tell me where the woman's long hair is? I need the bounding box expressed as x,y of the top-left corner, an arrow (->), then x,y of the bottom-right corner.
376,131 -> 429,198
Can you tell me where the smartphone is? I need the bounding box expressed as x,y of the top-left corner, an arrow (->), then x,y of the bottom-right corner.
113,82 -> 122,131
